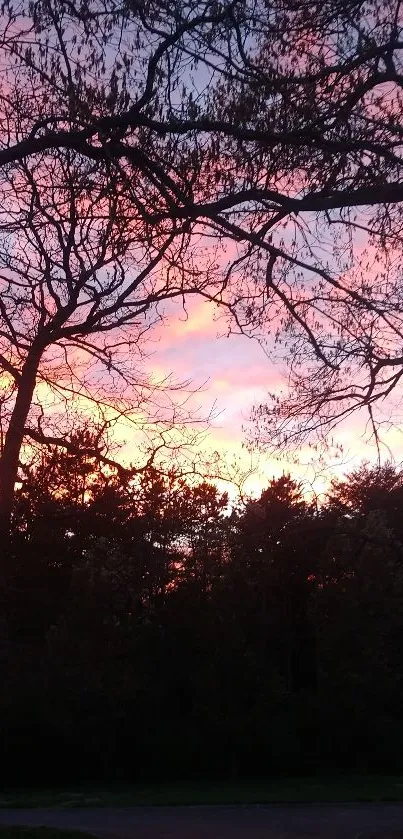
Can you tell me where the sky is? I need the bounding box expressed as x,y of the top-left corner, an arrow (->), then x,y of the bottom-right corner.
115,293 -> 403,503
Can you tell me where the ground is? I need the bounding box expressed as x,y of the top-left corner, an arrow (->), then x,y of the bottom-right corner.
2,781 -> 403,839
2,777 -> 403,808
1,804 -> 403,838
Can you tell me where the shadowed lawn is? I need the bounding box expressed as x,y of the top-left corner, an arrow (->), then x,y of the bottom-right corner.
2,777 -> 403,807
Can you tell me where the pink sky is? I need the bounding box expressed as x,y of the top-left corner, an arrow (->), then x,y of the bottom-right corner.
115,295 -> 403,501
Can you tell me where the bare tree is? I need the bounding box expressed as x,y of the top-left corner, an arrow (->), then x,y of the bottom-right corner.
0,149 -> 221,533
0,0 -> 402,505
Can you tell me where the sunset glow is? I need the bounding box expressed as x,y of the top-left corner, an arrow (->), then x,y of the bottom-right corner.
107,295 -> 403,501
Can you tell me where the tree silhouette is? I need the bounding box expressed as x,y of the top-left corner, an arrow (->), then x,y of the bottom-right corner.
0,0 -> 399,484
0,149 -> 212,532
0,1 -> 400,448
3,452 -> 403,780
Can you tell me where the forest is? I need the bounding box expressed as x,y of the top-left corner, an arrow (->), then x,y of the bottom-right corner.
2,440 -> 403,783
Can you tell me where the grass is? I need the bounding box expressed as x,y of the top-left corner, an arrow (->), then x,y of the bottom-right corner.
2,776 -> 403,807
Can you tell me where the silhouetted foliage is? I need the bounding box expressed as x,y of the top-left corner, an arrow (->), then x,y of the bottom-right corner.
2,445 -> 403,782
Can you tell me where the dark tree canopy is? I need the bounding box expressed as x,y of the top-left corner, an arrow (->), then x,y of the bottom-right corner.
3,451 -> 403,781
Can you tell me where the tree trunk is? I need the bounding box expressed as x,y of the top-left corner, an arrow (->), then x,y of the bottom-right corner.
0,349 -> 41,537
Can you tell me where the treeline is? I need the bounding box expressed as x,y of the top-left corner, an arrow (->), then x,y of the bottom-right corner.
2,441 -> 403,783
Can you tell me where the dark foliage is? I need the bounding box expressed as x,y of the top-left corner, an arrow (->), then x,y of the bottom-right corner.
1,447 -> 403,783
